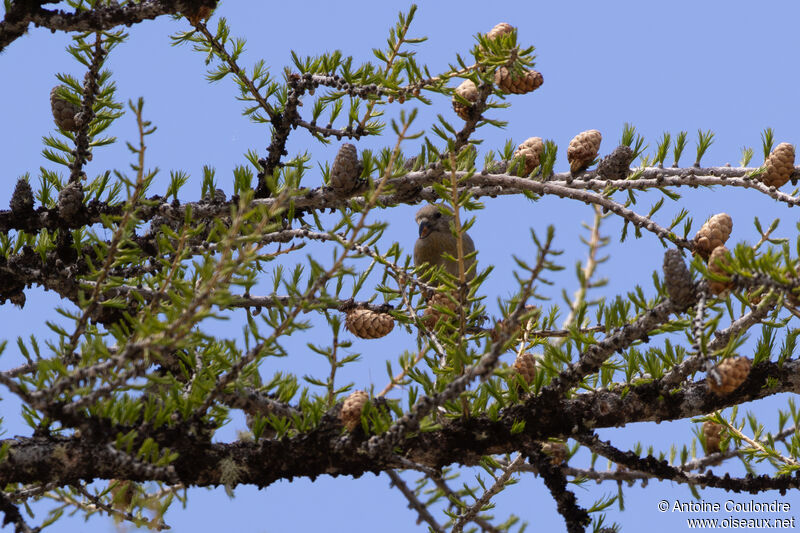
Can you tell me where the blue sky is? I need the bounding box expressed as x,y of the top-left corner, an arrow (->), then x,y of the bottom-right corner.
2,1 -> 800,531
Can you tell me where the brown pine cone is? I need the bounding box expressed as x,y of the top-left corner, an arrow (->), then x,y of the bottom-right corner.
345,309 -> 394,339
707,246 -> 733,296
541,441 -> 568,465
494,67 -> 543,95
422,292 -> 460,328
761,142 -> 795,188
512,137 -> 544,175
663,249 -> 696,307
567,130 -> 602,172
340,390 -> 369,431
707,356 -> 751,396
513,352 -> 537,384
452,80 -> 479,120
330,143 -> 364,195
50,86 -> 80,132
693,213 -> 732,261
596,145 -> 634,180
10,179 -> 34,216
702,421 -> 724,454
57,181 -> 84,223
486,22 -> 514,40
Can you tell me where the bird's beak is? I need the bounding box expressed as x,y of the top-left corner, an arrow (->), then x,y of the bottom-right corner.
418,221 -> 432,238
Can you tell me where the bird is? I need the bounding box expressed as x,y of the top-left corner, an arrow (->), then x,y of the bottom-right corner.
413,204 -> 476,283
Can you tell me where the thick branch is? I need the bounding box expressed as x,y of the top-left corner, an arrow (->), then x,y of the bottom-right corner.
1,359 -> 798,489
1,0 -> 209,52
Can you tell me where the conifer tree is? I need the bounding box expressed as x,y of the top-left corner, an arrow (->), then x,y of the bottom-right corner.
1,2 -> 799,532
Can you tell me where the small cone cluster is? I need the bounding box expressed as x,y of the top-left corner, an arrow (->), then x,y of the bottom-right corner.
513,352 -> 537,385
541,441 -> 568,465
330,144 -> 364,195
345,309 -> 394,339
707,356 -> 751,396
340,390 -> 369,431
494,67 -> 543,95
567,130 -> 602,172
486,22 -> 514,40
693,213 -> 732,261
596,145 -> 634,180
50,86 -> 80,132
452,80 -> 479,120
10,179 -> 34,216
662,249 -> 695,307
761,143 -> 795,188
707,246 -> 733,296
703,421 -> 724,454
422,293 -> 460,328
512,137 -> 544,175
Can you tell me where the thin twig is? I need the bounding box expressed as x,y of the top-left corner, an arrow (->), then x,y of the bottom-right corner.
451,455 -> 524,533
563,205 -> 606,330
386,470 -> 445,533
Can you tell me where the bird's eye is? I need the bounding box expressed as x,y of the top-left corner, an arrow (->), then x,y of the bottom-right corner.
433,212 -> 441,219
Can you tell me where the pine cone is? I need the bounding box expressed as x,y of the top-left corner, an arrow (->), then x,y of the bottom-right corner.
50,86 -> 80,132
422,292 -> 460,328
452,80 -> 479,120
567,130 -> 602,172
486,22 -> 514,40
707,246 -> 733,296
345,309 -> 394,339
512,137 -> 544,175
57,182 -> 84,223
707,356 -> 751,396
596,145 -> 634,180
340,390 -> 369,431
10,179 -> 34,216
330,143 -> 364,195
494,67 -> 543,95
541,441 -> 568,465
761,143 -> 795,188
693,213 -> 732,261
662,249 -> 695,307
702,421 -> 724,454
513,352 -> 537,384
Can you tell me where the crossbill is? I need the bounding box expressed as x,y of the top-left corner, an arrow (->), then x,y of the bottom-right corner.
413,204 -> 475,282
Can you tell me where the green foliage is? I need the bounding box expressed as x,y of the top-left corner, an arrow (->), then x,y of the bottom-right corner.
4,4 -> 800,533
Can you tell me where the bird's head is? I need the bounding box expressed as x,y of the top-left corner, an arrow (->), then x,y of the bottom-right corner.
415,204 -> 450,239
